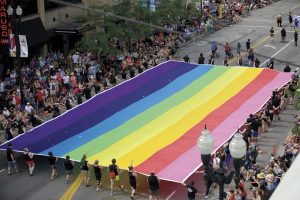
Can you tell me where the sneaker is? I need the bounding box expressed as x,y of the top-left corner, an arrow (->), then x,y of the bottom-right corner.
205,195 -> 209,199
96,188 -> 99,192
85,184 -> 90,187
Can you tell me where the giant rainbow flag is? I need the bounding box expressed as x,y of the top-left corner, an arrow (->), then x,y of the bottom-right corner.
0,61 -> 291,183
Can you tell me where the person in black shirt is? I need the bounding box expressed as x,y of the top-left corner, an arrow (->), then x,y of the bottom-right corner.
183,55 -> 190,63
272,94 -> 281,121
94,160 -> 102,191
246,39 -> 251,52
128,165 -> 137,199
64,155 -> 74,183
198,53 -> 205,64
148,171 -> 160,200
81,154 -> 90,187
65,98 -> 72,110
284,64 -> 291,72
183,181 -> 199,200
267,59 -> 274,69
281,28 -> 286,43
7,143 -> 19,175
24,148 -> 35,176
48,152 -> 58,180
83,85 -> 91,100
254,58 -> 261,68
109,158 -> 120,196
295,30 -> 298,46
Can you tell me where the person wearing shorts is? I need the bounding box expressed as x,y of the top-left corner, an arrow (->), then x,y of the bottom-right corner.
148,171 -> 160,200
128,166 -> 137,199
48,152 -> 58,180
64,155 -> 74,183
109,158 -> 119,196
81,154 -> 90,187
7,143 -> 19,175
24,148 -> 35,176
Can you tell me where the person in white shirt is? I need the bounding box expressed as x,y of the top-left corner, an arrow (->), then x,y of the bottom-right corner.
3,107 -> 11,117
0,80 -> 5,94
25,103 -> 35,114
72,53 -> 80,64
63,74 -> 70,89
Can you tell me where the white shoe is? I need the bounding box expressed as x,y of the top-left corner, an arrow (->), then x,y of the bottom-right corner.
205,195 -> 209,199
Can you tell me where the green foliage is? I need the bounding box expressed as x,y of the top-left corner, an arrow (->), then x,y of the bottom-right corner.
75,0 -> 199,53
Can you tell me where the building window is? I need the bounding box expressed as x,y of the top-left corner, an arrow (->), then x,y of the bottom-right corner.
20,0 -> 38,16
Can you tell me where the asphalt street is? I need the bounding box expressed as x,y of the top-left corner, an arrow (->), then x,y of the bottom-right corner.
0,0 -> 300,200
176,0 -> 300,70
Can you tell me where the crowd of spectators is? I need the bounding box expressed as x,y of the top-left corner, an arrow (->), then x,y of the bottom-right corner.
0,31 -> 187,142
206,75 -> 300,200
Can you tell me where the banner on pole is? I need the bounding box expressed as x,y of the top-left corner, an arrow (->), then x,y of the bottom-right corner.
19,35 -> 28,58
9,34 -> 17,57
149,0 -> 156,12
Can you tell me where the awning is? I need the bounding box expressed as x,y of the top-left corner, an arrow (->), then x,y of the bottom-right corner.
53,22 -> 87,34
19,17 -> 49,48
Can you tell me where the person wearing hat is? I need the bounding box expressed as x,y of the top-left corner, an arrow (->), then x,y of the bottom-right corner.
128,164 -> 137,199
24,148 -> 35,176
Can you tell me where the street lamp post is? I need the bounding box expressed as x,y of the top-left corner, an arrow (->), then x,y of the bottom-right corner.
229,132 -> 247,186
7,5 -> 24,103
197,126 -> 245,200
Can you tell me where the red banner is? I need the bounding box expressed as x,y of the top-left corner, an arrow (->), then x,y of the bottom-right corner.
0,0 -> 12,55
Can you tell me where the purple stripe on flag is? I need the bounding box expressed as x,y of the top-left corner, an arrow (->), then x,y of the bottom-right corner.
4,61 -> 197,152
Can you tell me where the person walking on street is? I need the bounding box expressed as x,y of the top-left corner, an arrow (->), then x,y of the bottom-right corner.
7,143 -> 19,175
267,59 -> 274,69
294,30 -> 298,46
183,181 -> 200,200
81,154 -> 90,187
109,158 -> 120,196
289,12 -> 293,27
183,55 -> 190,63
64,155 -> 74,183
148,171 -> 160,200
281,28 -> 286,43
277,14 -> 282,27
198,53 -> 205,64
24,148 -> 35,176
295,18 -> 299,29
270,27 -> 275,42
94,160 -> 102,191
237,42 -> 241,54
211,41 -> 218,57
237,53 -> 243,66
208,55 -> 215,65
246,39 -> 251,52
48,152 -> 58,181
284,64 -> 291,72
128,165 -> 137,199
254,58 -> 261,68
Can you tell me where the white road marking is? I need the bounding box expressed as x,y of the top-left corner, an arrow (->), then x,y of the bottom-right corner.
260,39 -> 294,67
0,169 -> 6,173
264,44 -> 277,49
165,191 -> 176,200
